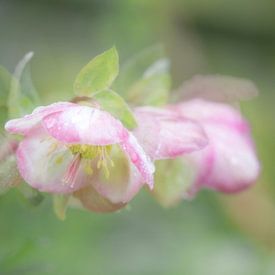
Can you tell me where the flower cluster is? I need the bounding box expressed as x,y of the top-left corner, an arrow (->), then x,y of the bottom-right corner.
2,48 -> 260,216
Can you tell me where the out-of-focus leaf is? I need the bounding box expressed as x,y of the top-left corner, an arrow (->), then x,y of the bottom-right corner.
0,155 -> 21,195
178,75 -> 259,103
94,89 -> 137,129
53,194 -> 70,220
0,106 -> 8,129
152,158 -> 196,207
8,52 -> 40,119
127,67 -> 171,106
0,66 -> 12,127
0,66 -> 11,106
115,45 -> 171,106
74,47 -> 119,96
114,44 -> 167,94
18,183 -> 44,206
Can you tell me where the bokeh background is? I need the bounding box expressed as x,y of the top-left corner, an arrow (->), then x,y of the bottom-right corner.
1,0 -> 275,274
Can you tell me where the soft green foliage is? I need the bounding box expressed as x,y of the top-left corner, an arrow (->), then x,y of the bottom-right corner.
94,89 -> 137,129
153,158 -> 195,207
115,45 -> 171,106
0,66 -> 12,127
74,47 -> 119,96
0,66 -> 11,106
126,62 -> 170,106
115,44 -> 166,93
8,52 -> 40,119
53,194 -> 70,220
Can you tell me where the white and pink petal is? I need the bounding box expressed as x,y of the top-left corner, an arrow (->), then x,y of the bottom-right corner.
189,123 -> 260,193
42,106 -> 129,146
16,129 -> 87,193
134,106 -> 208,160
5,102 -> 76,136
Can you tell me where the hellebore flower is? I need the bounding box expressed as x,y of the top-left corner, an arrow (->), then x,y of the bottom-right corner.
133,98 -> 260,207
5,102 -> 154,208
133,106 -> 209,206
172,99 -> 260,195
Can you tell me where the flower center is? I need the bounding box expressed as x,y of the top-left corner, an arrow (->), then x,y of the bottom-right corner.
69,144 -> 112,160
62,144 -> 114,188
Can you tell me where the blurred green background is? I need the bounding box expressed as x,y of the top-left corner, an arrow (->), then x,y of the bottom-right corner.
1,0 -> 275,274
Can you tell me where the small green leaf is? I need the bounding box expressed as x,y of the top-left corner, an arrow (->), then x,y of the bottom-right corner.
0,106 -> 8,129
114,44 -> 167,94
0,66 -> 12,128
0,66 -> 12,106
94,89 -> 137,129
8,52 -> 40,119
114,45 -> 171,106
74,47 -> 119,96
53,194 -> 70,220
127,65 -> 171,106
152,158 -> 195,207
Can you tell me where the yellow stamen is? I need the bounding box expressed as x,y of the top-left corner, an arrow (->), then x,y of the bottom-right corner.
68,144 -> 113,179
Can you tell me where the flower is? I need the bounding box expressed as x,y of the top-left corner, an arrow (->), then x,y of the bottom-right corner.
133,99 -> 260,207
173,99 -> 260,195
5,102 -> 154,209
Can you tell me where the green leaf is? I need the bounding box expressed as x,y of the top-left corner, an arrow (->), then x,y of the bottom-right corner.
74,47 -> 119,96
8,52 -> 40,119
53,194 -> 70,220
0,66 -> 12,106
152,158 -> 195,207
94,89 -> 137,129
0,66 -> 12,128
0,106 -> 8,129
114,44 -> 168,93
114,45 -> 171,106
127,62 -> 171,106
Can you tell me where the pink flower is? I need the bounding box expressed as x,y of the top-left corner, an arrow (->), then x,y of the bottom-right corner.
5,102 -> 154,207
173,99 -> 260,195
133,99 -> 259,206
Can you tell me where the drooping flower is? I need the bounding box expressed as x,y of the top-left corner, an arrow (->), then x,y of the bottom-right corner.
173,99 -> 260,195
133,98 -> 260,206
5,102 -> 154,209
